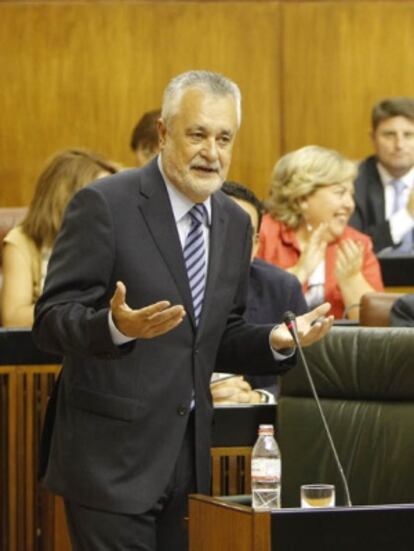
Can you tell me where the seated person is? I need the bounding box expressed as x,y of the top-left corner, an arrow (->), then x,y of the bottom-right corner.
390,294 -> 414,327
129,109 -> 161,167
1,148 -> 118,327
210,181 -> 308,405
257,146 -> 384,320
349,97 -> 414,254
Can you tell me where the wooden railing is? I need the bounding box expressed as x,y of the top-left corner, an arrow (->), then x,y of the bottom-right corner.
0,329 -> 276,550
0,364 -> 70,551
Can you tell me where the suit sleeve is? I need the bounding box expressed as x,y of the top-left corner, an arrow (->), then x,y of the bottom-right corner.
33,186 -> 127,358
214,222 -> 295,376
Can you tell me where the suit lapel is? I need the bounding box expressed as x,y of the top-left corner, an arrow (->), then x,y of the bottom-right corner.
368,158 -> 386,222
137,161 -> 195,322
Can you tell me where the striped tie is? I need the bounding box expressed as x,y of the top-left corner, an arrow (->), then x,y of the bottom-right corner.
184,204 -> 207,325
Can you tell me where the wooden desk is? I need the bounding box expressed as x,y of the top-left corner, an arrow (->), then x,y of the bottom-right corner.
189,494 -> 414,551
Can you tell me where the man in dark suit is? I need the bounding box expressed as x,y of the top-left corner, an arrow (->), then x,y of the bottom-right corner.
349,97 -> 414,254
33,71 -> 332,551
211,182 -> 308,405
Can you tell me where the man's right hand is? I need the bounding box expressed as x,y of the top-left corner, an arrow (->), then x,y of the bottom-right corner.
110,281 -> 186,339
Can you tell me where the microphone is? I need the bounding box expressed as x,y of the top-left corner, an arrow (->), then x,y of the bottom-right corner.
283,311 -> 352,507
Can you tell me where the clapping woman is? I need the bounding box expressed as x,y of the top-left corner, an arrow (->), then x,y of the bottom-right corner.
258,146 -> 383,320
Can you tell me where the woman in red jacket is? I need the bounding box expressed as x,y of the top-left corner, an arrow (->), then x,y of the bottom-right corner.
258,145 -> 384,320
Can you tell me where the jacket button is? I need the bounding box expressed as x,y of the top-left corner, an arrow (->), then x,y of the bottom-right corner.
177,405 -> 187,416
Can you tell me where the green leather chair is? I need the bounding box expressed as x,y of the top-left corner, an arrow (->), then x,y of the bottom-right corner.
278,326 -> 414,507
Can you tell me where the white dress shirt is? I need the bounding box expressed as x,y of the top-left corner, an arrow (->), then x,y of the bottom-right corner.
377,163 -> 414,245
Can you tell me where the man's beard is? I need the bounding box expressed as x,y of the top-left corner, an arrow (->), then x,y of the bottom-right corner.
165,158 -> 224,201
180,170 -> 223,200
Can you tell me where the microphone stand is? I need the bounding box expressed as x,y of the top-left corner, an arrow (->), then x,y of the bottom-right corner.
286,314 -> 352,507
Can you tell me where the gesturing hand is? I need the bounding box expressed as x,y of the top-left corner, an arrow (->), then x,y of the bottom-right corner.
270,302 -> 334,350
110,281 -> 186,339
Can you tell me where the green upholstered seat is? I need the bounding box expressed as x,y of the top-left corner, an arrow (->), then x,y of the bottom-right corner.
278,326 -> 414,507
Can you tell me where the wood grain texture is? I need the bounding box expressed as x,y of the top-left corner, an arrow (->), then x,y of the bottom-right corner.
281,2 -> 414,161
0,1 -> 280,204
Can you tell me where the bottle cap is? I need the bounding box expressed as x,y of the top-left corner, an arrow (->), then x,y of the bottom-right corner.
258,424 -> 274,435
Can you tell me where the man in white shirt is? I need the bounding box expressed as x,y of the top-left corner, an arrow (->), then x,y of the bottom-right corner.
350,96 -> 414,254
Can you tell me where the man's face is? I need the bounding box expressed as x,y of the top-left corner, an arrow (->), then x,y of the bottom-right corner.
158,87 -> 238,203
372,116 -> 414,178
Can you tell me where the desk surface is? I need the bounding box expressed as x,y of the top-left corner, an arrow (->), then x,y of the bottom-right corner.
190,495 -> 414,551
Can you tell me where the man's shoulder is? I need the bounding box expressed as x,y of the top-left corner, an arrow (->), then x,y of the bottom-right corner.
214,189 -> 251,225
355,156 -> 380,187
250,258 -> 300,287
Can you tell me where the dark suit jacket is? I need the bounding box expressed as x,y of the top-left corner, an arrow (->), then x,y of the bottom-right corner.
245,258 -> 307,392
33,159 -> 294,515
390,294 -> 414,327
349,155 -> 393,253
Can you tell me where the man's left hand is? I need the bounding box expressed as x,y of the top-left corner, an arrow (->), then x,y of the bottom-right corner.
270,302 -> 333,350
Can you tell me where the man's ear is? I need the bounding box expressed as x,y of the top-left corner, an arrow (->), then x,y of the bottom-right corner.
158,119 -> 167,148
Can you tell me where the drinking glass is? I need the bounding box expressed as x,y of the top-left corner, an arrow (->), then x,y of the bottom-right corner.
300,484 -> 335,508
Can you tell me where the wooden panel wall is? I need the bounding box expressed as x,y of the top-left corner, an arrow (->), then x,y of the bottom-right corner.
282,2 -> 414,160
1,1 -> 414,206
0,1 -> 281,204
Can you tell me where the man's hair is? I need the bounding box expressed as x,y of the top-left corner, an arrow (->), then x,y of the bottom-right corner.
372,97 -> 414,130
265,145 -> 357,229
222,181 -> 264,230
161,70 -> 241,127
130,109 -> 161,152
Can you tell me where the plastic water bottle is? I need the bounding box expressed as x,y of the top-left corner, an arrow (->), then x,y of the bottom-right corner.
251,424 -> 281,510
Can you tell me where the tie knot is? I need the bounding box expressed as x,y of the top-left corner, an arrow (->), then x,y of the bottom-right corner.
189,203 -> 208,226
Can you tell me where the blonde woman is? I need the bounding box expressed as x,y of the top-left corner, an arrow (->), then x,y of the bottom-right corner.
258,145 -> 384,320
1,148 -> 118,327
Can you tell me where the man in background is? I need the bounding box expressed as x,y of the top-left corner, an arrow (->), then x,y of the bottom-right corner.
130,108 -> 161,167
211,181 -> 308,405
349,97 -> 414,254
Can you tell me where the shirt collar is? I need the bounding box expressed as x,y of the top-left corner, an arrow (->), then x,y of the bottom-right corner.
157,155 -> 212,225
377,161 -> 414,189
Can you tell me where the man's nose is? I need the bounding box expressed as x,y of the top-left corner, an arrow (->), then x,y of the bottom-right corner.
202,138 -> 219,161
394,134 -> 405,148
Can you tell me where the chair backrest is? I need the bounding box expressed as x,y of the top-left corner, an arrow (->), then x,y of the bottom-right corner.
359,291 -> 403,326
278,326 -> 414,507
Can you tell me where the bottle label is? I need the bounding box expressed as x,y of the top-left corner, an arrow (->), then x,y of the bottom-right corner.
251,458 -> 281,482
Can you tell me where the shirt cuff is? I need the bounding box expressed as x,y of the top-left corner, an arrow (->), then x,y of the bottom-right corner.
390,209 -> 414,244
269,324 -> 295,360
108,311 -> 135,345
